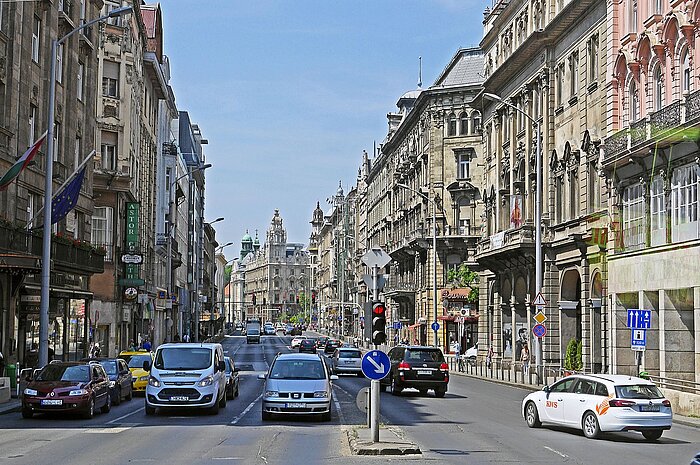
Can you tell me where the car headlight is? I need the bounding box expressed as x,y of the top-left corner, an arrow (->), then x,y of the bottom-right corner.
69,389 -> 88,396
264,390 -> 279,398
24,388 -> 37,396
109,381 -> 116,388
313,391 -> 329,398
148,376 -> 161,387
198,375 -> 214,387
139,376 -> 149,381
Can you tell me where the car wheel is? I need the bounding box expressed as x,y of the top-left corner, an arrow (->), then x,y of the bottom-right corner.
101,393 -> 112,413
126,386 -> 133,401
434,387 -> 446,398
262,410 -> 272,421
525,401 -> 541,428
114,387 -> 122,406
391,376 -> 402,395
209,396 -> 220,415
234,384 -> 239,398
21,408 -> 33,419
642,429 -> 663,441
582,411 -> 600,439
83,397 -> 95,419
145,402 -> 156,416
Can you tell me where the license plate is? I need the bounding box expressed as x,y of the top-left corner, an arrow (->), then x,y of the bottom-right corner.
170,396 -> 189,401
286,402 -> 306,408
640,404 -> 660,412
41,399 -> 63,406
417,370 -> 432,375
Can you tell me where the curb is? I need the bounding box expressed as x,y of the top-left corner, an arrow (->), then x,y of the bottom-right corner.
346,428 -> 421,456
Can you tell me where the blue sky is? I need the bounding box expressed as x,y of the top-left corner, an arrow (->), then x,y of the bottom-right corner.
161,0 -> 484,257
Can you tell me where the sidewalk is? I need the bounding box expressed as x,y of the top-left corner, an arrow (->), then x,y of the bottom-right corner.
346,426 -> 421,455
0,398 -> 20,415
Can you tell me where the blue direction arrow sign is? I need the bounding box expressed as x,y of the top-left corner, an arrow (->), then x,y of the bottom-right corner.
431,322 -> 440,332
627,309 -> 652,329
362,350 -> 390,380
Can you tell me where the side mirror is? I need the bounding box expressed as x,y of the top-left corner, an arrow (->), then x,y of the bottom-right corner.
257,373 -> 266,380
218,361 -> 226,372
143,360 -> 151,372
542,385 -> 550,392
330,375 -> 339,381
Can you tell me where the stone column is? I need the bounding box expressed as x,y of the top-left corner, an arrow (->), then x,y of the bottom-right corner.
659,289 -> 666,378
610,292 -> 618,372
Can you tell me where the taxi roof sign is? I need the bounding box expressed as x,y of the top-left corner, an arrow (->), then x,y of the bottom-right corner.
531,292 -> 547,307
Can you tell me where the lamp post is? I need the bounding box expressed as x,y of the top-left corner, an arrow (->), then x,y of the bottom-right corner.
39,6 -> 133,368
396,183 -> 440,348
168,163 -> 211,343
483,92 -> 543,379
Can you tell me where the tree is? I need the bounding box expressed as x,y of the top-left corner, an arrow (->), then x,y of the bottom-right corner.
564,339 -> 583,372
446,264 -> 479,304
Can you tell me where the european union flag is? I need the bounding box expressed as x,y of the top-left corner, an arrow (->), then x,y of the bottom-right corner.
51,167 -> 86,224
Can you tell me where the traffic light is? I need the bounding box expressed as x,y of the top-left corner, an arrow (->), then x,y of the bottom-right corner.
312,292 -> 316,305
371,301 -> 386,345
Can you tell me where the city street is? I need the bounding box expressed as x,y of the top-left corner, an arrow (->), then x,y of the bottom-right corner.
1,335 -> 698,465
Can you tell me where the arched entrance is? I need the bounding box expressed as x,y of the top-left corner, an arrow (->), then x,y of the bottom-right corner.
591,271 -> 604,373
559,269 -> 582,364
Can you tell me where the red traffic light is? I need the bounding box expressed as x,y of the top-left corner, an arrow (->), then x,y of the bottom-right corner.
372,303 -> 385,314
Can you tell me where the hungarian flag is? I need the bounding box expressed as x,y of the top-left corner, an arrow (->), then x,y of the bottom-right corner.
0,132 -> 48,191
51,167 -> 86,224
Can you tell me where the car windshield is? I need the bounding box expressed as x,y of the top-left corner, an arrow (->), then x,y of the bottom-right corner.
154,348 -> 212,370
270,359 -> 325,380
406,349 -> 445,363
99,360 -> 118,375
338,350 -> 361,359
37,364 -> 90,382
123,354 -> 152,369
248,329 -> 260,335
615,384 -> 664,399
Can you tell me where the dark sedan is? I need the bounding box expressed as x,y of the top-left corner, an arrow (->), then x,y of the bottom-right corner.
323,339 -> 341,354
83,357 -> 133,405
298,339 -> 317,354
224,356 -> 240,399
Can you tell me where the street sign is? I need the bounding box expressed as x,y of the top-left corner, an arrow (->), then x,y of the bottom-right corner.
362,274 -> 386,290
124,287 -> 137,300
361,246 -> 392,268
392,321 -> 402,330
533,312 -> 547,324
431,321 -> 440,332
119,278 -> 145,286
631,329 -> 646,350
532,324 -> 547,338
120,253 -> 143,264
361,350 -> 390,380
627,309 -> 651,329
356,387 -> 370,413
531,292 -> 547,307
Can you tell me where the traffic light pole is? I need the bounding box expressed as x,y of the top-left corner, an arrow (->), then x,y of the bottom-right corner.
371,264 -> 380,443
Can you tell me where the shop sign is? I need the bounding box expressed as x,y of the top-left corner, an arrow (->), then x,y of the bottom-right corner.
125,202 -> 140,281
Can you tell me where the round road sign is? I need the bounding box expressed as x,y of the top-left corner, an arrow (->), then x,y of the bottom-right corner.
431,321 -> 440,332
532,324 -> 547,338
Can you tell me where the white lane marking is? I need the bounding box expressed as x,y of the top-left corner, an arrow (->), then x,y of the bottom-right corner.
211,458 -> 243,461
544,446 -> 568,458
332,387 -> 345,424
333,384 -> 353,398
107,406 -> 144,424
84,427 -> 130,434
230,393 -> 263,425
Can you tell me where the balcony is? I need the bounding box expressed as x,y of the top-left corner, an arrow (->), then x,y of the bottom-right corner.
384,275 -> 417,297
475,225 -> 535,271
604,91 -> 700,165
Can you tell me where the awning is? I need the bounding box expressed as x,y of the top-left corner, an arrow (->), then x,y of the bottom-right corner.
22,284 -> 93,300
0,253 -> 41,272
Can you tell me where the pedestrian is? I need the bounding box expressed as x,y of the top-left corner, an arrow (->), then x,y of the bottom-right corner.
143,339 -> 152,352
453,340 -> 463,372
174,333 -> 181,342
129,339 -> 136,351
183,333 -> 190,343
486,345 -> 494,368
520,344 -> 530,375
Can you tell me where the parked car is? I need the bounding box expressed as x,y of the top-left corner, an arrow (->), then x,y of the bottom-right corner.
224,356 -> 240,400
291,337 -> 304,349
259,352 -> 337,421
330,348 -> 363,376
22,361 -> 111,419
83,357 -> 133,405
324,339 -> 341,354
522,374 -> 673,440
144,343 -> 227,415
118,350 -> 154,395
298,339 -> 317,354
380,345 -> 449,397
316,336 -> 329,349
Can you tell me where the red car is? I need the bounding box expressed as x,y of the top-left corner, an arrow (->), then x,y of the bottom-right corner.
22,361 -> 112,419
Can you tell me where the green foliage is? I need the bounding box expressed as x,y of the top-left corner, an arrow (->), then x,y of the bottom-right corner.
564,339 -> 583,371
224,265 -> 232,285
446,264 -> 480,303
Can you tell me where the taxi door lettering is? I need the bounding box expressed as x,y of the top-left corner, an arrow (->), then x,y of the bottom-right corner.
546,400 -> 558,408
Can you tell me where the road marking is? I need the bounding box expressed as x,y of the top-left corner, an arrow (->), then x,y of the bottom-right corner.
332,387 -> 345,424
84,427 -> 130,434
230,393 -> 263,425
333,384 -> 353,398
107,406 -> 144,424
211,458 -> 243,461
544,446 -> 568,458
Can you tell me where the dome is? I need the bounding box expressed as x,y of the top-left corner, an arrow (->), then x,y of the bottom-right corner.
242,230 -> 253,243
400,89 -> 422,100
336,181 -> 344,197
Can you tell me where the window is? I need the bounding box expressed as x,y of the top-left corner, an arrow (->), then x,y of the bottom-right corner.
653,65 -> 663,111
101,131 -> 118,170
74,136 -> 81,169
655,0 -> 663,14
550,378 -> 576,393
650,176 -> 666,246
104,1 -> 123,26
77,62 -> 85,101
502,112 -> 509,142
92,207 -> 114,261
670,164 -> 699,242
32,17 -> 41,63
569,52 -> 579,97
681,48 -> 691,94
27,192 -> 41,228
459,112 -> 469,135
629,80 -> 640,122
555,176 -> 564,222
56,43 -> 64,83
0,1 -> 3,31
622,183 -> 646,250
556,64 -> 564,107
588,162 -> 600,212
53,123 -> 60,162
629,0 -> 638,33
457,152 -> 470,179
448,113 -> 457,136
517,100 -> 525,132
29,106 -> 36,147
102,61 -> 120,98
569,169 -> 579,218
472,111 -> 482,132
165,167 -> 172,192
588,35 -> 599,83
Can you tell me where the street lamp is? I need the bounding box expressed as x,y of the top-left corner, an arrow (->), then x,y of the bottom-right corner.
39,5 -> 133,367
396,183 -> 440,348
167,163 -> 211,342
483,92 -> 543,378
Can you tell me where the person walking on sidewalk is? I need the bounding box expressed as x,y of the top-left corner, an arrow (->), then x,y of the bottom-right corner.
453,340 -> 463,372
520,344 -> 530,376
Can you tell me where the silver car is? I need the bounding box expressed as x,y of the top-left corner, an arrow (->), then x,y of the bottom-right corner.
259,353 -> 337,421
330,348 -> 363,377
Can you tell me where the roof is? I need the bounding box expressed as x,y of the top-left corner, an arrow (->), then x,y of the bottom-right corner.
581,374 -> 655,385
432,47 -> 484,88
275,353 -> 323,360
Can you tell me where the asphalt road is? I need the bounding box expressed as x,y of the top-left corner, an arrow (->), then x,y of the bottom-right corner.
0,334 -> 697,465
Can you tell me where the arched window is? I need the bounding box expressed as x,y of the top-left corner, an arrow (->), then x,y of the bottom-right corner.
459,112 -> 469,135
472,111 -> 482,133
653,65 -> 663,111
629,0 -> 638,32
681,47 -> 691,93
448,113 -> 457,136
629,80 -> 640,122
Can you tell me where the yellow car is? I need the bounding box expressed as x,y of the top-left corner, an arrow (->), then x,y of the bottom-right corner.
118,350 -> 154,394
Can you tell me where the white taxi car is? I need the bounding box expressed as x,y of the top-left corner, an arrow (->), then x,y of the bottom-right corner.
291,337 -> 304,349
522,374 -> 672,440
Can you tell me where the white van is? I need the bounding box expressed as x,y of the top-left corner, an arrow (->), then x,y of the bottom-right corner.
144,343 -> 227,415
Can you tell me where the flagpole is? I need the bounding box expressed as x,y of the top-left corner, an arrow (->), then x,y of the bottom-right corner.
26,150 -> 96,229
